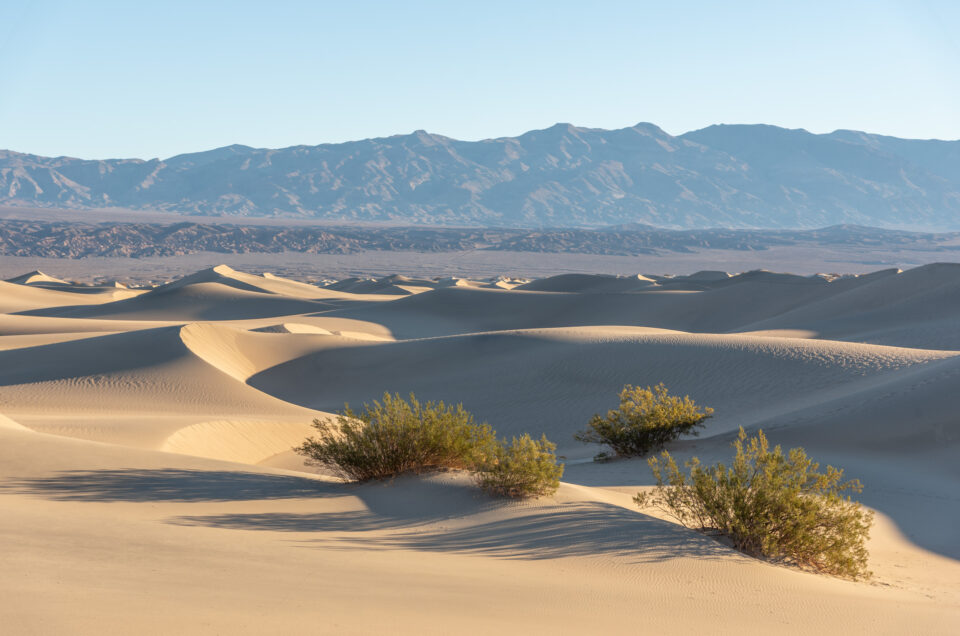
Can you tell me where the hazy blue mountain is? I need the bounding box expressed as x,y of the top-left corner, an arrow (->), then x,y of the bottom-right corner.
1,123 -> 958,229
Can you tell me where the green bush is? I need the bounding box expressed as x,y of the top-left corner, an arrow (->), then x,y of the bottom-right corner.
575,383 -> 713,459
295,392 -> 496,481
475,433 -> 564,498
295,392 -> 564,500
634,427 -> 874,579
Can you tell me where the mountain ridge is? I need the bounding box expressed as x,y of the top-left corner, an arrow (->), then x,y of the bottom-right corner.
2,123 -> 958,229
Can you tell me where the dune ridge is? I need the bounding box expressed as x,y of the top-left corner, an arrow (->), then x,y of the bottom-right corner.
1,262 -> 958,634
5,270 -> 70,286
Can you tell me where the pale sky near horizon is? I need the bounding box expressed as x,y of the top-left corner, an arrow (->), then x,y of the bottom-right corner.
2,0 -> 958,159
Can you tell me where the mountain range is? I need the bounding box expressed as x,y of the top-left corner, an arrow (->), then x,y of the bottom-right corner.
2,123 -> 958,229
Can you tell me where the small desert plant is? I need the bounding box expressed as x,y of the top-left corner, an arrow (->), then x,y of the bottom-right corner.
295,392 -> 496,481
575,383 -> 713,459
475,433 -> 564,498
634,427 -> 874,579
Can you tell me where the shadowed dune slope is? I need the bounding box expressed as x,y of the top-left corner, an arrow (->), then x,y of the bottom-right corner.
0,323 -> 327,463
323,265 -> 960,349
162,264 -> 393,301
17,281 -> 336,321
515,273 -> 656,292
0,279 -> 136,314
0,325 -> 316,416
5,270 -> 70,286
2,263 -> 960,634
13,265 -> 405,321
247,326 -> 955,451
735,263 -> 960,349
739,354 -> 960,558
179,322 -> 377,382
251,322 -> 334,335
560,352 -> 960,559
323,276 -> 419,295
315,279 -> 867,339
0,313 -> 175,336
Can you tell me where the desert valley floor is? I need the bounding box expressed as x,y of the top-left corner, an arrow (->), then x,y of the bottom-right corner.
1,264 -> 958,634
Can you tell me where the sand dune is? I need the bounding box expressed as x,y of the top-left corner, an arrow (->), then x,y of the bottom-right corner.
26,280 -> 334,321
0,325 -> 322,416
0,323 -> 325,465
749,355 -> 960,558
322,274 -> 493,296
163,264 -> 334,299
14,265 -> 403,322
5,270 -> 70,286
252,322 -> 335,334
179,322 -> 378,382
0,279 -> 135,314
2,426 -> 957,635
317,277 -> 861,339
481,276 -> 524,290
0,312 -> 175,335
0,411 -> 28,431
246,326 -> 955,449
322,275 -> 430,295
736,263 -> 960,348
681,269 -> 732,281
1,262 -> 958,634
159,418 -> 321,465
322,266 -> 955,346
4,270 -> 145,301
515,272 -> 656,292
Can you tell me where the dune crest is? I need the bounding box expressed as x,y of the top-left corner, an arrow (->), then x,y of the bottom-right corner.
5,270 -> 70,286
1,262 -> 958,634
0,412 -> 29,431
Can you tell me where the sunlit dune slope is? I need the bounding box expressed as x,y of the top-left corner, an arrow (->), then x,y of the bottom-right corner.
1,425 -> 957,635
1,262 -> 959,634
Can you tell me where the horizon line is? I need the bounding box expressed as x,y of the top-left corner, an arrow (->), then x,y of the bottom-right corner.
4,121 -> 959,163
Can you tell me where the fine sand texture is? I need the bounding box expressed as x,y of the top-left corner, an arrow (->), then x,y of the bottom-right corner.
1,264 -> 958,634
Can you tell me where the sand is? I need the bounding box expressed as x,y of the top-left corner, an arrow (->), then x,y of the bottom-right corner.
1,264 -> 958,634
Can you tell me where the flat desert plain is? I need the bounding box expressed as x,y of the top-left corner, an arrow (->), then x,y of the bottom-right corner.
1,264 -> 958,635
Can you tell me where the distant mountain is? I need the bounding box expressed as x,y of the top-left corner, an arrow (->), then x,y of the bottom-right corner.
2,123 -> 958,229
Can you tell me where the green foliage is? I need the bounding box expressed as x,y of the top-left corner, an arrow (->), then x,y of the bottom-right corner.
295,392 -> 496,481
634,427 -> 874,579
575,383 -> 714,459
295,392 -> 564,500
475,433 -> 564,498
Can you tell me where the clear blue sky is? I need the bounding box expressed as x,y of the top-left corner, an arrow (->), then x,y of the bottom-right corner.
2,0 -> 957,159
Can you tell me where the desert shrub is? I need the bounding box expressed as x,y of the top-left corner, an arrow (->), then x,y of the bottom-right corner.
575,383 -> 713,459
475,433 -> 564,498
634,427 -> 874,579
295,392 -> 496,481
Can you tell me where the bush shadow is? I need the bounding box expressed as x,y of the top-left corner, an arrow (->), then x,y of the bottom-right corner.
2,468 -> 340,502
332,502 -> 735,562
175,499 -> 734,564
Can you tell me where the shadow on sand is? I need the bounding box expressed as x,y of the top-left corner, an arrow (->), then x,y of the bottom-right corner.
2,468 -> 340,502
6,467 -> 736,562
173,500 -> 734,563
